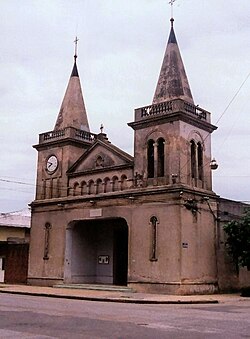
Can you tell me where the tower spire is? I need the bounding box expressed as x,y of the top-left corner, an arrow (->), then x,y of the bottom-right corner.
152,6 -> 194,105
54,37 -> 90,131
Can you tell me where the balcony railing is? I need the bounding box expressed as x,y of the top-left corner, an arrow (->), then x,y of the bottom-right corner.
135,99 -> 210,123
39,127 -> 97,144
43,129 -> 65,141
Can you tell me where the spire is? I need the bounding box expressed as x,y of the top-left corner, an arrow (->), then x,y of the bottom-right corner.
54,37 -> 90,131
71,60 -> 79,77
152,18 -> 194,105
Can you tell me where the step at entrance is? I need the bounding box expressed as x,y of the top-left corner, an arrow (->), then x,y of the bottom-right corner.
53,283 -> 134,293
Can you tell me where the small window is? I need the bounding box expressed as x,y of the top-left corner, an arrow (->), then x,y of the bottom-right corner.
190,140 -> 196,179
43,222 -> 52,260
157,138 -> 165,177
197,142 -> 203,181
147,139 -> 155,178
150,216 -> 158,261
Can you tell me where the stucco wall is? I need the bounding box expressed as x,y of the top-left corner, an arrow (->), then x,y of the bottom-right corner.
29,190 -> 218,294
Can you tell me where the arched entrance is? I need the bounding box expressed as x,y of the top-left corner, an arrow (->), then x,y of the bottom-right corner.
64,218 -> 128,286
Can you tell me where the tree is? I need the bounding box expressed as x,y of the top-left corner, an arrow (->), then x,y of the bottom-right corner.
223,209 -> 250,274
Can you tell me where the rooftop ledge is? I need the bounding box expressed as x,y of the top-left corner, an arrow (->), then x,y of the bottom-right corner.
133,99 -> 211,123
38,127 -> 97,145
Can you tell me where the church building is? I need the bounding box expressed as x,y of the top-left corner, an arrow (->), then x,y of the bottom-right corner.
28,17 -> 223,294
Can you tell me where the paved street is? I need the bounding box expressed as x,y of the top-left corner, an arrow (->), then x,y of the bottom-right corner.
0,293 -> 249,338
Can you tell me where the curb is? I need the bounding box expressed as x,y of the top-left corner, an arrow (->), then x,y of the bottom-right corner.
0,289 -> 219,305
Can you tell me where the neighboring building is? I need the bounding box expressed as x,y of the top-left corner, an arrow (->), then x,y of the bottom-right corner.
28,17 -> 249,294
217,199 -> 250,291
0,208 -> 30,283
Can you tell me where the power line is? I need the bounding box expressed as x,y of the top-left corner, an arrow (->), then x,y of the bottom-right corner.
0,178 -> 34,187
215,71 -> 250,125
179,71 -> 250,179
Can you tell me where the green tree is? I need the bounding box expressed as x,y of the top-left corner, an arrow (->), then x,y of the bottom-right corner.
223,209 -> 250,274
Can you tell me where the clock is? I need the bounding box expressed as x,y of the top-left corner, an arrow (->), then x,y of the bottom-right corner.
46,155 -> 58,173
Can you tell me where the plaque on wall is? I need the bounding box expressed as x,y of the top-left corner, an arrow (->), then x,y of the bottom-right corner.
98,255 -> 109,264
90,209 -> 102,217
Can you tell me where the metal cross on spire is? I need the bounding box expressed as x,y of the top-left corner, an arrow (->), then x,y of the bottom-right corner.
74,36 -> 79,61
169,0 -> 176,19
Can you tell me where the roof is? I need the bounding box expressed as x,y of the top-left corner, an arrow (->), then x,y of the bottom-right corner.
54,59 -> 90,132
0,208 -> 31,228
153,19 -> 194,105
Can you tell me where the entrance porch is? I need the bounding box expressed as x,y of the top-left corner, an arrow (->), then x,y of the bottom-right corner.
64,218 -> 128,286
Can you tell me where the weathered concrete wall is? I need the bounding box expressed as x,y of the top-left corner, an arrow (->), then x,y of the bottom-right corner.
28,189 -> 218,294
28,210 -> 66,285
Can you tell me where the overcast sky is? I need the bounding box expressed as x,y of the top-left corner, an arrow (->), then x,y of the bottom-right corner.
0,0 -> 249,212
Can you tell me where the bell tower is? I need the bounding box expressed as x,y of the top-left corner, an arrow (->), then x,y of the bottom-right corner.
129,18 -> 217,192
33,39 -> 96,200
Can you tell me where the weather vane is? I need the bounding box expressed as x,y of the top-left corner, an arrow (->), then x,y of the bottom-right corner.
74,36 -> 79,61
169,0 -> 176,19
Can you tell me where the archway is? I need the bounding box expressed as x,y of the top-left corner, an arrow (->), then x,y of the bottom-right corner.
64,218 -> 128,286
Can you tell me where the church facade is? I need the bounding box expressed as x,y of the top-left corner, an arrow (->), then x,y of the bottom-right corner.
28,18 -> 228,294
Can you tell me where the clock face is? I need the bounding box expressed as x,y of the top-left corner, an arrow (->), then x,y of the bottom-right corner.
46,155 -> 58,173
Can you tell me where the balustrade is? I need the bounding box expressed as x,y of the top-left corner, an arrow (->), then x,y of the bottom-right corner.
135,99 -> 209,122
75,129 -> 96,141
43,129 -> 65,140
40,127 -> 97,144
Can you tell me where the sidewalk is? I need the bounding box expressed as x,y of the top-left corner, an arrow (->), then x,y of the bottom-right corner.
0,283 -> 247,304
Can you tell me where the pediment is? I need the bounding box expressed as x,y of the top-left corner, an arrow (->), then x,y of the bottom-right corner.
68,139 -> 133,174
